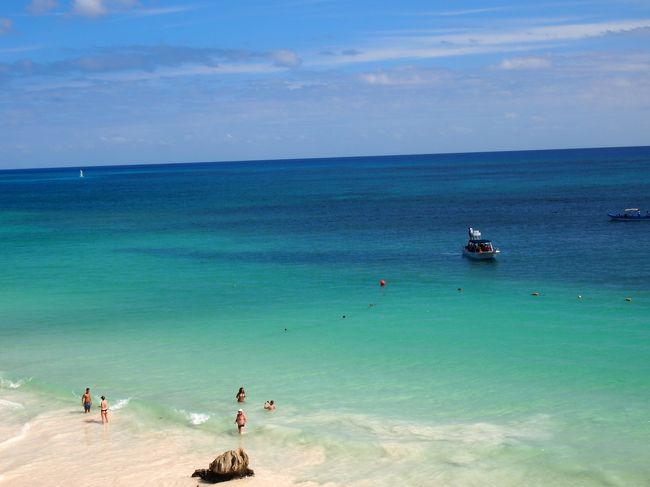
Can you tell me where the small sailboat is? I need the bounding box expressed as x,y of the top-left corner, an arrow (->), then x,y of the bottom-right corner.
79,169 -> 84,178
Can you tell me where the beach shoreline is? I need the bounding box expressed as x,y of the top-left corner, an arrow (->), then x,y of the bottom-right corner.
0,387 -> 309,487
2,365 -> 649,486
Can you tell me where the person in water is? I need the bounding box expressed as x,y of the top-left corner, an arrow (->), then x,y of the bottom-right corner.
264,400 -> 276,411
100,396 -> 108,424
236,387 -> 246,403
82,387 -> 92,413
235,409 -> 247,434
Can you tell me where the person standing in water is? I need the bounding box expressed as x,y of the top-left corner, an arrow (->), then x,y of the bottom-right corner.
236,387 -> 246,403
235,409 -> 247,434
100,396 -> 108,424
264,400 -> 276,411
82,387 -> 92,414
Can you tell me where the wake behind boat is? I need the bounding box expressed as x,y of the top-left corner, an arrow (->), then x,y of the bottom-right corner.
608,208 -> 650,221
463,227 -> 500,260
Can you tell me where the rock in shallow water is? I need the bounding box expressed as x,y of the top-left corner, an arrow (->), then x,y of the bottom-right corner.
191,448 -> 254,483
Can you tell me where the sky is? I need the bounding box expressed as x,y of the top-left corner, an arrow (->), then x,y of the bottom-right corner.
0,0 -> 649,168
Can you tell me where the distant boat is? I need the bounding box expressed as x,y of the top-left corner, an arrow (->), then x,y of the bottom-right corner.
608,208 -> 650,221
463,227 -> 500,260
79,170 -> 84,178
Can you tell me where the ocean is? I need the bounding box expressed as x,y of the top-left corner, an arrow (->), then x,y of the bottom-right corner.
1,146 -> 649,486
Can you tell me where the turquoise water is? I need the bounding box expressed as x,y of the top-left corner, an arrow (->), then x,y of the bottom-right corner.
1,147 -> 650,485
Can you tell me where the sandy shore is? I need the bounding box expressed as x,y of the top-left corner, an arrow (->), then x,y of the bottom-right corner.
2,409 -> 199,485
0,390 -> 315,487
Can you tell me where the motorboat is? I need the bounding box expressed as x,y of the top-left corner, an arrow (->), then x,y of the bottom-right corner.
463,227 -> 500,260
608,208 -> 650,221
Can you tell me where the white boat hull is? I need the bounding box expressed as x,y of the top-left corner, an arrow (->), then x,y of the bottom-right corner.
463,248 -> 500,260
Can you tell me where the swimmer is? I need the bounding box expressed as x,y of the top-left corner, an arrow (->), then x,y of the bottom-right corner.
264,400 -> 276,411
235,409 -> 247,434
236,387 -> 246,403
82,387 -> 92,414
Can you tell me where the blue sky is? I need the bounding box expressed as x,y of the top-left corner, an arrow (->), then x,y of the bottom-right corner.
0,0 -> 649,168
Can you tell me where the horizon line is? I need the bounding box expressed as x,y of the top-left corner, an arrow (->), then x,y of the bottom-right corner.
1,143 -> 648,172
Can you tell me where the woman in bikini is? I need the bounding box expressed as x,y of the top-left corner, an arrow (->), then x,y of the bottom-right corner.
235,387 -> 246,403
100,396 -> 108,424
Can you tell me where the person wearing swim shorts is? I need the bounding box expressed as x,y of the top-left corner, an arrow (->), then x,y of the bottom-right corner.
82,387 -> 92,413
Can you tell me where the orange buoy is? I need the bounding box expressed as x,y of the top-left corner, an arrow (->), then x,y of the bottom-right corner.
379,279 -> 386,287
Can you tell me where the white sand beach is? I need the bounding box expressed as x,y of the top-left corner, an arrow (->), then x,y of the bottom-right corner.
0,389 -> 317,487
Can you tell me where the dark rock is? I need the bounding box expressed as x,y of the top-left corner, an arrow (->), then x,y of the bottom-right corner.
191,448 -> 254,483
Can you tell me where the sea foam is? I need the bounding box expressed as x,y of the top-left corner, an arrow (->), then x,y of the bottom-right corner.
189,413 -> 210,425
176,409 -> 210,425
111,398 -> 131,411
0,377 -> 31,389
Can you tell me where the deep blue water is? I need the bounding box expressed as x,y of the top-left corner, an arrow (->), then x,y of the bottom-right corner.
2,146 -> 649,289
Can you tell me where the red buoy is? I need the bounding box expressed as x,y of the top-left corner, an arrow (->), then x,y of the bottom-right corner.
379,279 -> 386,287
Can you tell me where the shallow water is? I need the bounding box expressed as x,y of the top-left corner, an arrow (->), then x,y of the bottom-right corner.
1,147 -> 649,485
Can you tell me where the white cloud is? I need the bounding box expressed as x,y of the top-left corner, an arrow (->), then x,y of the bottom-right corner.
284,80 -> 324,90
72,0 -> 139,17
0,45 -> 44,54
84,63 -> 283,83
447,20 -> 650,45
28,0 -> 59,15
132,5 -> 197,17
312,19 -> 650,67
0,44 -> 302,84
100,135 -> 129,143
595,53 -> 650,74
359,72 -> 393,85
316,44 -> 537,66
359,66 -> 449,86
73,0 -> 107,17
271,50 -> 301,68
500,56 -> 551,70
0,18 -> 13,35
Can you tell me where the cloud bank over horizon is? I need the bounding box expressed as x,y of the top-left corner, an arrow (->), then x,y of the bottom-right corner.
0,0 -> 648,168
